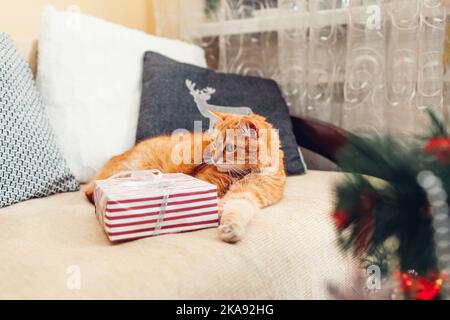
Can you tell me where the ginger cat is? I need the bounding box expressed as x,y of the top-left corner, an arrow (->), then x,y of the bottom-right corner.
85,111 -> 286,243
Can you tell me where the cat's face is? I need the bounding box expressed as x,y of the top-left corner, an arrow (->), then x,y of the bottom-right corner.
207,110 -> 280,174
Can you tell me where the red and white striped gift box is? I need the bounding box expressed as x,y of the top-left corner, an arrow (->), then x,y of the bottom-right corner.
93,170 -> 219,242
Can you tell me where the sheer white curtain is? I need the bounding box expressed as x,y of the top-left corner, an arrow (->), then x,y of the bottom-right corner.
153,0 -> 450,137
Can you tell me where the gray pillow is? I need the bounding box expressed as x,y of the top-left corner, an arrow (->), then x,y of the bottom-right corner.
0,33 -> 79,208
137,52 -> 306,175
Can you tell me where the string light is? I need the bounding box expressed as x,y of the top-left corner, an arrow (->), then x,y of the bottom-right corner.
417,170 -> 450,299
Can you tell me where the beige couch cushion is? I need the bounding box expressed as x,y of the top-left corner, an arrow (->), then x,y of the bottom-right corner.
0,170 -> 356,299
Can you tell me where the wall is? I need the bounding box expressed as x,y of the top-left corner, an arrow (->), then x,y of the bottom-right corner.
0,0 -> 156,39
151,0 -> 204,39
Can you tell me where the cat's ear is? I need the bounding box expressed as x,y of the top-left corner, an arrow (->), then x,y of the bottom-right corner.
208,109 -> 228,121
240,118 -> 259,139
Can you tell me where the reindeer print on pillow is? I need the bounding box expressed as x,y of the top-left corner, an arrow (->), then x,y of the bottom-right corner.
185,79 -> 253,130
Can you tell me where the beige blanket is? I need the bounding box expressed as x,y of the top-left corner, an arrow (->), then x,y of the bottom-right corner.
0,170 -> 356,299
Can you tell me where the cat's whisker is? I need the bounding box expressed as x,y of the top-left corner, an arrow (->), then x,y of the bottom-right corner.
227,166 -> 247,177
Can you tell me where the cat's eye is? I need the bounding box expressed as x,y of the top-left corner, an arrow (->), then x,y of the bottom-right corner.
225,143 -> 236,153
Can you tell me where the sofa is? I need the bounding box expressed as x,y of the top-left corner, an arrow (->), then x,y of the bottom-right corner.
0,39 -> 357,299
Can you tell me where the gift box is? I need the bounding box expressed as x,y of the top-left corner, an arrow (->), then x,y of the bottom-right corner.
93,170 -> 219,242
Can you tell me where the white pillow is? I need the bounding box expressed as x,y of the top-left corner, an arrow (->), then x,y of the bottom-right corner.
36,5 -> 207,183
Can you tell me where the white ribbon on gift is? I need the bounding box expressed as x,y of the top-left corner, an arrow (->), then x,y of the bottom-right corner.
100,169 -> 174,236
109,169 -> 163,184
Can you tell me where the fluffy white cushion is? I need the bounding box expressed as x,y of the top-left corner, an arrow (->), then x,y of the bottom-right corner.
36,6 -> 207,182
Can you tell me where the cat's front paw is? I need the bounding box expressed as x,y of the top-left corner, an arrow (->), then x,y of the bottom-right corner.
218,199 -> 253,243
218,218 -> 245,243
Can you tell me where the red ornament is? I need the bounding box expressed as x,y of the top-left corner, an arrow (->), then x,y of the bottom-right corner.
332,210 -> 349,230
397,272 -> 442,300
423,137 -> 450,163
399,272 -> 414,294
416,277 -> 441,300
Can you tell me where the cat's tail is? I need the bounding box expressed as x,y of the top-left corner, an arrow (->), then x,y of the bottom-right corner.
85,182 -> 95,204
